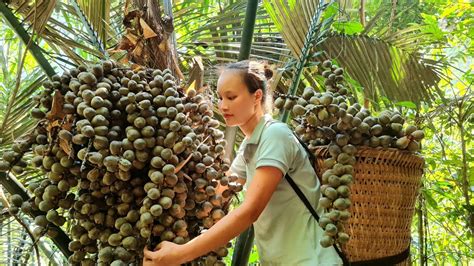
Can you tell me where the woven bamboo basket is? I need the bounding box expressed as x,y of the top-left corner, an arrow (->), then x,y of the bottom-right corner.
314,146 -> 424,265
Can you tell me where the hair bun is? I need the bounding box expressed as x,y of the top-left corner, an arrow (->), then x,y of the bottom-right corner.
263,65 -> 273,80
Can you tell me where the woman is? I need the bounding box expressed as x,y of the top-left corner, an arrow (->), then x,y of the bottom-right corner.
143,61 -> 342,265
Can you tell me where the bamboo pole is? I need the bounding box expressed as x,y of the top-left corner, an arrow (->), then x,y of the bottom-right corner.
229,1 -> 259,266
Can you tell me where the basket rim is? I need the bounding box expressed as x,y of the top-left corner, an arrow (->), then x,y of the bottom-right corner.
313,145 -> 424,167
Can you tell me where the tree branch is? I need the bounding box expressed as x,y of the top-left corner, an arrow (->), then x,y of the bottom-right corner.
388,0 -> 398,33
458,102 -> 473,241
359,0 -> 366,27
426,208 -> 473,252
417,190 -> 425,266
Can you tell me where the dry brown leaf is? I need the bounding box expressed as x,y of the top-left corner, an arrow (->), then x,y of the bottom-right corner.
59,139 -> 73,158
140,18 -> 158,39
125,31 -> 139,46
48,90 -> 64,120
159,40 -> 167,52
47,120 -> 61,132
62,115 -> 74,131
124,0 -> 131,15
107,48 -> 124,53
131,64 -> 144,72
132,41 -> 144,57
117,37 -> 135,51
185,56 -> 204,93
185,80 -> 196,95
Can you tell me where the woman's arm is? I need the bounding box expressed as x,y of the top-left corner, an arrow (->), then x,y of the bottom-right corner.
143,166 -> 283,265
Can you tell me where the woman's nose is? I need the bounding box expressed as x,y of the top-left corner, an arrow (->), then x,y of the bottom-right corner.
219,100 -> 228,111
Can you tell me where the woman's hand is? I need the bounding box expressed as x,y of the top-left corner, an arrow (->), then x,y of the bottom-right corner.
143,241 -> 188,266
142,167 -> 281,265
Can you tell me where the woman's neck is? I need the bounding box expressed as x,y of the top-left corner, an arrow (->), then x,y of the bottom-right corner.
239,111 -> 264,138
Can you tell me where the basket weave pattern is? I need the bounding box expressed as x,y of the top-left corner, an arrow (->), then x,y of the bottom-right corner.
315,147 -> 424,263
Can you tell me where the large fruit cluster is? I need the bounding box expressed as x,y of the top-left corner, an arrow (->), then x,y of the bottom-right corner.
274,60 -> 424,248
0,61 -> 240,265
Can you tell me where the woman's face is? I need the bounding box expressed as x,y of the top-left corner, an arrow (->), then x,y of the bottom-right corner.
217,70 -> 262,127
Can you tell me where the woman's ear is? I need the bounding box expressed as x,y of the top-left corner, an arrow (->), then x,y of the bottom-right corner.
254,89 -> 263,104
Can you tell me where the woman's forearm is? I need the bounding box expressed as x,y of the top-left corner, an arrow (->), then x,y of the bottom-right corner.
180,204 -> 256,263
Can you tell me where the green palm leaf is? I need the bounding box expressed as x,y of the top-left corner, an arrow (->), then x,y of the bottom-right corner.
0,38 -> 45,146
7,0 -> 57,36
2,0 -> 111,66
175,0 -> 290,73
75,0 -> 111,47
262,0 -> 445,105
263,0 -> 320,59
319,31 -> 444,104
0,21 -> 73,259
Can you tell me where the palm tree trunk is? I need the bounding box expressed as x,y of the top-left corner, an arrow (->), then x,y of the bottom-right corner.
163,0 -> 178,57
128,0 -> 183,79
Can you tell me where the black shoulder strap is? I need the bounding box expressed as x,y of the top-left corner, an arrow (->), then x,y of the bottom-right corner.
285,172 -> 350,266
293,134 -> 318,179
284,173 -> 320,221
286,134 -> 351,266
264,120 -> 351,265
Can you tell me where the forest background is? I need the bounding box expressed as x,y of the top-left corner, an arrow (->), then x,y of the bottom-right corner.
0,0 -> 472,265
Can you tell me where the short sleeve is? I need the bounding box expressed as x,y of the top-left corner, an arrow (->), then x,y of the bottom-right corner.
255,123 -> 297,176
230,146 -> 247,179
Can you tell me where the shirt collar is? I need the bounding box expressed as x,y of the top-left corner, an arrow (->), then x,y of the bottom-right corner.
246,114 -> 273,145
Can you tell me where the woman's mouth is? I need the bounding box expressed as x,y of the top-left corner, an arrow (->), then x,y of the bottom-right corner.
223,114 -> 233,119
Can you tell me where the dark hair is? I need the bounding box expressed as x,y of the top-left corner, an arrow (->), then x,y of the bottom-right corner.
222,60 -> 274,107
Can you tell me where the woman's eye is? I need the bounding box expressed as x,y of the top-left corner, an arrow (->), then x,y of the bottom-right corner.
228,96 -> 236,100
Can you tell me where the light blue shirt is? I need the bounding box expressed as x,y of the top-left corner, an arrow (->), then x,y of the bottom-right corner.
231,115 -> 343,266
